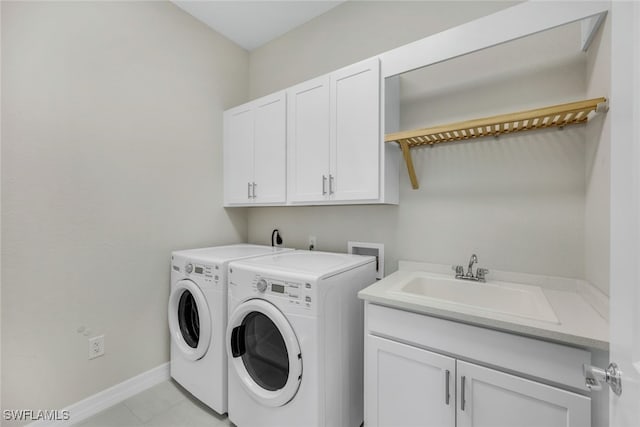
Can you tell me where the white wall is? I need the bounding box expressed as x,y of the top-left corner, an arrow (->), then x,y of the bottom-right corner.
246,1 -> 609,282
249,1 -> 516,99
1,1 -> 248,417
394,22 -> 590,277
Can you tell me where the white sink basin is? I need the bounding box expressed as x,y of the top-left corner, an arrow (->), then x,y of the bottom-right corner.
390,272 -> 559,324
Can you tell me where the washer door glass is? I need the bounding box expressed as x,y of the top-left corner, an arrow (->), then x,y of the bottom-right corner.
178,290 -> 200,348
227,299 -> 302,407
168,280 -> 211,361
239,311 -> 289,391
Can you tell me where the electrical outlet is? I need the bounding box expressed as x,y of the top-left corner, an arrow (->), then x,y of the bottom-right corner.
88,335 -> 105,360
308,236 -> 317,251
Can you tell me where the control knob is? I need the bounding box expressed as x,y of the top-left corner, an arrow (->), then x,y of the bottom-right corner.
185,263 -> 193,274
256,279 -> 268,293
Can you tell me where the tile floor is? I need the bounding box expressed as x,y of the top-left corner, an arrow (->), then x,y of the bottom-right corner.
76,380 -> 233,427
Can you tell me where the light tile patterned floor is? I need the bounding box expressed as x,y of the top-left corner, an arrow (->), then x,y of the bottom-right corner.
76,380 -> 233,427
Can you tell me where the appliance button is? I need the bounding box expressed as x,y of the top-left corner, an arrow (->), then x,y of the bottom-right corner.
256,279 -> 268,293
305,296 -> 311,302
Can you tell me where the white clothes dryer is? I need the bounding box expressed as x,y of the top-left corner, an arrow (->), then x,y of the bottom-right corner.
226,250 -> 376,427
169,244 -> 292,414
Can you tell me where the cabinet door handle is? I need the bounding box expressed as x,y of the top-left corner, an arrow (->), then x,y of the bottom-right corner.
247,182 -> 252,199
252,182 -> 257,199
461,375 -> 466,411
322,175 -> 327,195
329,174 -> 335,195
445,370 -> 450,405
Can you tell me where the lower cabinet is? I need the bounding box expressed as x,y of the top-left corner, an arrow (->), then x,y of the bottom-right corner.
368,336 -> 455,427
456,360 -> 590,427
364,304 -> 592,427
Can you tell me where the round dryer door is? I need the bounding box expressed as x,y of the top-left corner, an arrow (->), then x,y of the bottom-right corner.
227,299 -> 302,407
168,279 -> 211,361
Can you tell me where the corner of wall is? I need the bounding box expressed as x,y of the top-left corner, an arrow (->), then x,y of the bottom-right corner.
584,13 -> 611,296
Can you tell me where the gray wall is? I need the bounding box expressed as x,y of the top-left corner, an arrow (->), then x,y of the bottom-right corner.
246,1 -> 610,289
1,1 -> 248,415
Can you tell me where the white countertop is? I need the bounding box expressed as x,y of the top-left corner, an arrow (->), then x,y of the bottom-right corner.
358,261 -> 609,351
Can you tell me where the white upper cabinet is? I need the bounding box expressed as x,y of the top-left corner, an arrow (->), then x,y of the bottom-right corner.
223,92 -> 286,206
286,76 -> 331,203
225,57 -> 399,206
330,58 -> 381,201
224,104 -> 254,206
287,57 -> 399,205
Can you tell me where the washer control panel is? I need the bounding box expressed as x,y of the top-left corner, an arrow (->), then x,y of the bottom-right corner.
253,276 -> 313,310
184,261 -> 218,284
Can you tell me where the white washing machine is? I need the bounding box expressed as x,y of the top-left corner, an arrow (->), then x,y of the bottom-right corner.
168,244 -> 292,414
226,250 -> 377,427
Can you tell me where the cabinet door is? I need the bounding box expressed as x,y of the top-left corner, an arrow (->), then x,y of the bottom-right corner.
253,93 -> 286,204
287,76 -> 331,203
456,361 -> 590,427
365,335 -> 456,427
223,105 -> 254,206
330,57 -> 380,201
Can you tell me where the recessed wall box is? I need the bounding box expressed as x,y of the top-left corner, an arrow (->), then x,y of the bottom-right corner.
348,241 -> 384,280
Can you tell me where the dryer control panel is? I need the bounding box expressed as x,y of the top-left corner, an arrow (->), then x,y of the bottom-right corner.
178,261 -> 221,286
254,277 -> 313,310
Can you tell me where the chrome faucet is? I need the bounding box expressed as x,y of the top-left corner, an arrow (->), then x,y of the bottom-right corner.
452,254 -> 489,282
467,254 -> 478,277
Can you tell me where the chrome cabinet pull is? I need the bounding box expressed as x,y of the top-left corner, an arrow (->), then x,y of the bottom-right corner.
252,182 -> 257,199
445,370 -> 451,405
322,175 -> 327,195
461,376 -> 466,411
329,174 -> 335,195
247,182 -> 251,199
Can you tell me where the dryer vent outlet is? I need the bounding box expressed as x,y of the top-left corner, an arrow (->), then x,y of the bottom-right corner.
348,241 -> 384,280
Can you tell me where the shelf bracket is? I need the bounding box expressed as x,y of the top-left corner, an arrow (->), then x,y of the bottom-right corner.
387,97 -> 607,190
596,98 -> 609,113
399,140 -> 419,189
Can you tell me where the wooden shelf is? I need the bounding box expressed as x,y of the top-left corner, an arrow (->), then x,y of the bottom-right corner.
385,97 -> 608,189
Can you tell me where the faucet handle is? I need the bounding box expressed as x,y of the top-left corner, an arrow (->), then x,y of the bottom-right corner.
476,268 -> 489,281
452,265 -> 464,276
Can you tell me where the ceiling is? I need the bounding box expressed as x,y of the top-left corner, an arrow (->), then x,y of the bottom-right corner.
172,1 -> 346,51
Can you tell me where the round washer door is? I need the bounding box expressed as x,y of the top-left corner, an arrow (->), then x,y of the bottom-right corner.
168,279 -> 211,361
227,299 -> 302,407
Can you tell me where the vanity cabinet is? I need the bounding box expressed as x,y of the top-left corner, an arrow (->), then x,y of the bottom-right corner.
223,91 -> 286,206
364,303 -> 591,427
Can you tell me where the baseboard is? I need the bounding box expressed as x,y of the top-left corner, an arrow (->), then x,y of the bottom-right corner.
27,362 -> 170,427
